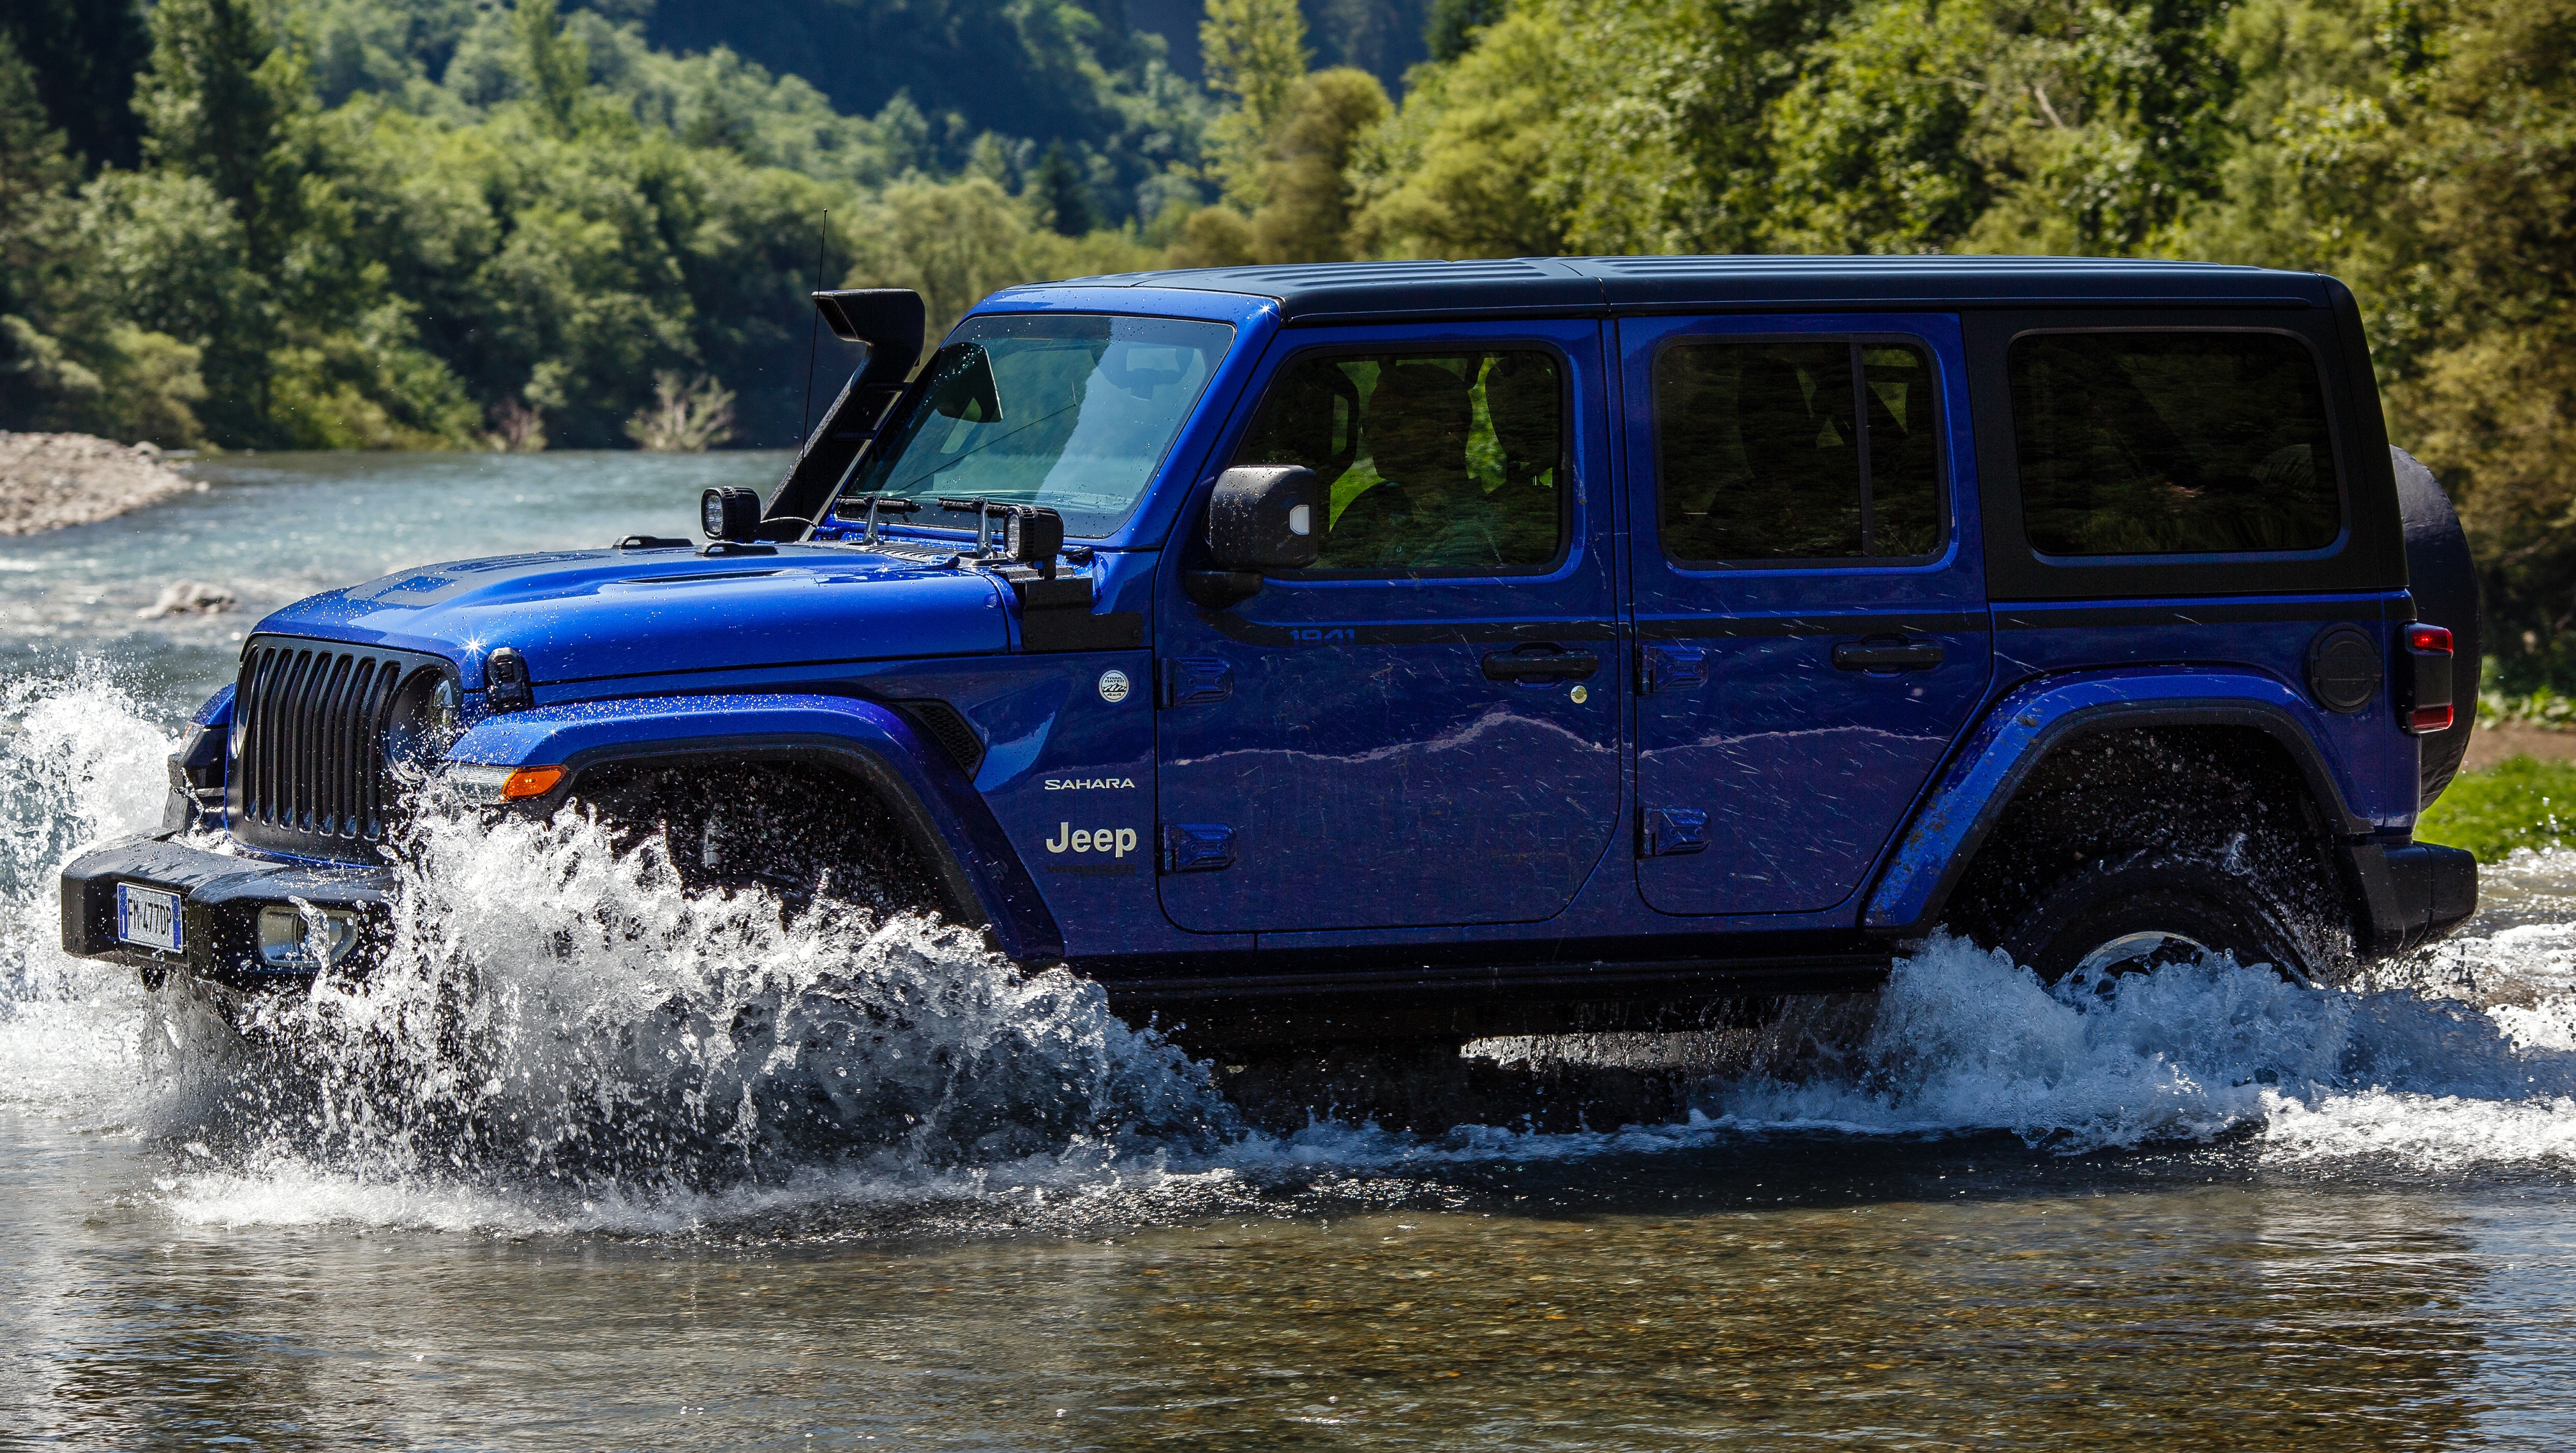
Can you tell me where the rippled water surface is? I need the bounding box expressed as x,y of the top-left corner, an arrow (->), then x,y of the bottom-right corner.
11,455 -> 2576,1449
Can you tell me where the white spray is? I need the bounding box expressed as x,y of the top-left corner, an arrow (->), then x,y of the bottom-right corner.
15,672 -> 2576,1235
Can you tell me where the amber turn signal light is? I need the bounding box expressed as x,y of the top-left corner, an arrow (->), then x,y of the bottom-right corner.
498,765 -> 565,799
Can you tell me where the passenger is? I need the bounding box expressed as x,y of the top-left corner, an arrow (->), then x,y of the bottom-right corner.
1322,363 -> 1504,569
1480,354 -> 1561,564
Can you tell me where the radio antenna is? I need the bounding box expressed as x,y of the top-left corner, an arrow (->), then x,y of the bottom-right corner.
798,212 -> 828,444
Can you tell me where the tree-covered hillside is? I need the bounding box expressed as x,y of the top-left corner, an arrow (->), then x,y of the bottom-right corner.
0,0 -> 1198,453
3,0 -> 2575,666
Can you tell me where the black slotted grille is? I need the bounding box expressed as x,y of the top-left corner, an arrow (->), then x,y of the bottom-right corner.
228,636 -> 449,858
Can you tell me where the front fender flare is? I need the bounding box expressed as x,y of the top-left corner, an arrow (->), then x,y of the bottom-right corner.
1862,668 -> 2372,935
446,693 -> 1063,963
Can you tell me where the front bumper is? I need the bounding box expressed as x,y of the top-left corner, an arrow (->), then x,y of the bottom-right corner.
59,834 -> 392,987
2344,840 -> 2480,958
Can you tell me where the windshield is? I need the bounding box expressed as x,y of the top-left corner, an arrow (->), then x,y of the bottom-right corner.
838,313 -> 1233,539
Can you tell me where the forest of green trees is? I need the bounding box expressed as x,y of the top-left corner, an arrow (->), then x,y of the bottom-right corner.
0,0 -> 2571,655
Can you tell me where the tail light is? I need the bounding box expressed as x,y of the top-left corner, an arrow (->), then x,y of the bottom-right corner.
2404,623 -> 2455,734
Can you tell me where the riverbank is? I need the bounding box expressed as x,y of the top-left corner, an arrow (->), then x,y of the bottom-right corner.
0,432 -> 195,536
2419,753 -> 2576,860
2466,721 -> 2576,772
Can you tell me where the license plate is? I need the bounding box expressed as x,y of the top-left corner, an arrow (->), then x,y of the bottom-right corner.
116,884 -> 181,953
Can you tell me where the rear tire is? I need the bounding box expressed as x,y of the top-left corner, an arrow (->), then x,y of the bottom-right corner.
1942,728 -> 2350,986
1998,853 -> 2314,984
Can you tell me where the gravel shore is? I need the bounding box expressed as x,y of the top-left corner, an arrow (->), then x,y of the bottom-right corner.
0,432 -> 196,536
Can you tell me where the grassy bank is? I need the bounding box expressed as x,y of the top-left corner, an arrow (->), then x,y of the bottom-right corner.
2415,757 -> 2576,862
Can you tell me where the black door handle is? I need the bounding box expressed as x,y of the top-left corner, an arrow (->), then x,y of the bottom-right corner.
1483,644 -> 1599,683
1832,637 -> 1945,672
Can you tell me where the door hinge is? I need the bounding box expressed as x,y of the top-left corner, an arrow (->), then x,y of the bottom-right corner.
1640,807 -> 1710,857
1160,657 -> 1233,707
1162,822 -> 1237,873
1639,645 -> 1709,695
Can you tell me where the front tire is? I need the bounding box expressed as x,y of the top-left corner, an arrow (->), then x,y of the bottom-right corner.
568,762 -> 941,919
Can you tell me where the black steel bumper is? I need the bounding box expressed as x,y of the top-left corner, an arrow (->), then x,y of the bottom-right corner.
59,833 -> 392,987
2343,840 -> 2480,958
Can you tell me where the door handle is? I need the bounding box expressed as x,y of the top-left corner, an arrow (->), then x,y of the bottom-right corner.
1482,644 -> 1600,683
1832,636 -> 1945,672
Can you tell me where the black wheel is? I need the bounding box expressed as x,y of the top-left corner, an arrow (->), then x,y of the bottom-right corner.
1942,728 -> 2353,986
568,762 -> 941,919
1997,854 -> 2314,985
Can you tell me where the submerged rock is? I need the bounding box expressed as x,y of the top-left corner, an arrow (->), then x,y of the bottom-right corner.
0,431 -> 195,536
139,580 -> 236,617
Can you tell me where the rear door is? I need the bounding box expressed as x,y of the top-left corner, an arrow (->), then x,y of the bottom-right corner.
1153,319 -> 1621,933
1621,313 -> 1993,916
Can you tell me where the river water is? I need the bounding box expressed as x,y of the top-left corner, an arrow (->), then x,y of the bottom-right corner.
11,453 -> 2576,1449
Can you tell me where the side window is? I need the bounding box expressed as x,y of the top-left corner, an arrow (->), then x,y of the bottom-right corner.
2009,331 -> 2342,555
1232,349 -> 1564,572
1656,338 -> 1943,564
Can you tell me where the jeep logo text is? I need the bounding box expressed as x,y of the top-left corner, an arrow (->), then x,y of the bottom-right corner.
1045,823 -> 1137,857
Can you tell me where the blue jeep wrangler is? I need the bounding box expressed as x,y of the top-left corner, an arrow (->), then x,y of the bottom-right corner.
63,257 -> 2480,1050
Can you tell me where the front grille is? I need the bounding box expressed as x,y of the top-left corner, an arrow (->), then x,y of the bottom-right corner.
228,636 -> 452,859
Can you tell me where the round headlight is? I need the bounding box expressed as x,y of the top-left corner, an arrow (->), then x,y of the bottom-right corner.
384,667 -> 463,778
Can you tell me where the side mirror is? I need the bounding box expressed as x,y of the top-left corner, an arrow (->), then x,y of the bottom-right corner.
1206,465 -> 1322,571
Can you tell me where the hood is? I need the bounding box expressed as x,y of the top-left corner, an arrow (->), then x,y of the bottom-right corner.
251,545 -> 1011,689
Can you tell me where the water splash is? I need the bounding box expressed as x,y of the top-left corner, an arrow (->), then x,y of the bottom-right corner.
17,670 -> 2576,1237
167,799 -> 1241,1212
1677,921 -> 2576,1168
0,665 -> 173,1111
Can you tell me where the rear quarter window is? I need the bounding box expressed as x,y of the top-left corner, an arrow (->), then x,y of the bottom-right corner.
2009,331 -> 2342,556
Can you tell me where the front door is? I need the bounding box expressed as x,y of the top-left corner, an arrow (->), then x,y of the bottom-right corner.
1621,313 -> 1993,916
1155,319 -> 1621,933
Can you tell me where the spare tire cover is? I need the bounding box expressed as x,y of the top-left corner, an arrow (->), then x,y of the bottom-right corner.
2393,447 -> 2481,806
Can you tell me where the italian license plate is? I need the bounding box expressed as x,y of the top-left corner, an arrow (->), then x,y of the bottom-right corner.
116,884 -> 181,953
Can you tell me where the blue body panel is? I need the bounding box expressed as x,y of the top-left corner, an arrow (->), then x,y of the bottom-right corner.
191,683 -> 234,728
1863,662 -> 2407,931
190,259 -> 2439,993
459,652 -> 1239,968
1618,313 -> 1995,917
1988,596 -> 2416,830
266,547 -> 1011,691
1151,315 -> 1625,933
446,692 -> 1064,961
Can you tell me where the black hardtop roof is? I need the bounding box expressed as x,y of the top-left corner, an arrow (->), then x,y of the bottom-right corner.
1035,255 -> 2335,322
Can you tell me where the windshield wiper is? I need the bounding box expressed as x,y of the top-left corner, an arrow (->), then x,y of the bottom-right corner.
839,492 -> 919,545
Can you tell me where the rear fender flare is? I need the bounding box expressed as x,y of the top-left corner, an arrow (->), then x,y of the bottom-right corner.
1862,670 -> 2371,935
445,693 -> 1063,962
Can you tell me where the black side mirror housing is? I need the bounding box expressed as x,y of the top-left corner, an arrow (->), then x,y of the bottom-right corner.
1206,465 -> 1322,571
